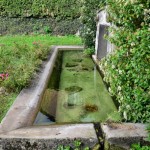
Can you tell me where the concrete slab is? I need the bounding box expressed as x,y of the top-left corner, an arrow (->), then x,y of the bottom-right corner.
0,124 -> 98,149
0,124 -> 96,139
102,123 -> 150,149
51,45 -> 84,51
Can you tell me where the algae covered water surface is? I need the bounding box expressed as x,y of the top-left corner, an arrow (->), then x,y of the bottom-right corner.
34,51 -> 117,124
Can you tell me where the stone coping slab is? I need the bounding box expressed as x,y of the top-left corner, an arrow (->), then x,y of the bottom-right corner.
102,123 -> 150,149
0,124 -> 98,150
102,123 -> 147,138
0,123 -> 98,150
0,46 -> 84,134
0,124 -> 96,139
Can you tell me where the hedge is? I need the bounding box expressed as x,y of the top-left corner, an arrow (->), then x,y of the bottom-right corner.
0,17 -> 80,35
0,0 -> 81,19
100,0 -> 150,123
80,0 -> 101,48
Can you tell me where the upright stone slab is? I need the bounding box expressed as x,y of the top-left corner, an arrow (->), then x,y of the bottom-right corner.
95,10 -> 114,60
96,24 -> 109,59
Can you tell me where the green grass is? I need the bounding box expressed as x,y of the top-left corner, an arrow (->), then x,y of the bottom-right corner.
0,35 -> 82,122
0,35 -> 82,47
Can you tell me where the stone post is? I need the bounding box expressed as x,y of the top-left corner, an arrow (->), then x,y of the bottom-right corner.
95,10 -> 114,60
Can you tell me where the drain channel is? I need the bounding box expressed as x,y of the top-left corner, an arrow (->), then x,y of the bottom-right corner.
94,123 -> 104,150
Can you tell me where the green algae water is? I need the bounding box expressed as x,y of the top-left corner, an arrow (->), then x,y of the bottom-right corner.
34,51 -> 117,125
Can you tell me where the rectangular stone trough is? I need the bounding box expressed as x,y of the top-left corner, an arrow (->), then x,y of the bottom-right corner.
0,46 -> 149,149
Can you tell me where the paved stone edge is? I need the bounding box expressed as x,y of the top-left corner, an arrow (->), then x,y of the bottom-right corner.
0,123 -> 98,150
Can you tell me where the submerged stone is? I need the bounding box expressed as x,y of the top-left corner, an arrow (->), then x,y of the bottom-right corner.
67,68 -> 77,72
72,58 -> 83,62
63,102 -> 76,109
81,64 -> 94,71
84,104 -> 98,112
65,86 -> 83,93
82,67 -> 90,71
65,62 -> 78,67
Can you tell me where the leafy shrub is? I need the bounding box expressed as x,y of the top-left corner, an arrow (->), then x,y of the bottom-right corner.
57,140 -> 90,150
130,143 -> 150,150
80,0 -> 101,48
0,42 -> 50,91
0,0 -> 81,20
83,47 -> 95,56
100,0 -> 150,122
0,17 -> 81,35
43,26 -> 52,34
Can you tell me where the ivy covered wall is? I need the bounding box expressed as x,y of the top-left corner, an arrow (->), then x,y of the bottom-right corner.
80,0 -> 101,48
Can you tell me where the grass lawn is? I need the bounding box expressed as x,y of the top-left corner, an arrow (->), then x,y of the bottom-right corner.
0,35 -> 82,122
0,35 -> 82,47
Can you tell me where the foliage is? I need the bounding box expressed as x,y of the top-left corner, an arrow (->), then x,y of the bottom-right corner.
0,93 -> 18,122
57,140 -> 90,150
0,0 -> 81,20
130,143 -> 150,150
106,111 -> 121,123
83,47 -> 95,56
43,26 -> 52,34
100,0 -> 150,122
80,0 -> 101,48
0,17 -> 81,35
0,42 -> 49,91
0,35 -> 82,122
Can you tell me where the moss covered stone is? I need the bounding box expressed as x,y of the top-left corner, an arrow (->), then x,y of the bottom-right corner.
84,104 -> 98,112
65,62 -> 79,68
65,86 -> 83,94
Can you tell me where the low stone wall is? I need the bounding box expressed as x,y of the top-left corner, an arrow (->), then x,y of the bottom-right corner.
0,17 -> 81,35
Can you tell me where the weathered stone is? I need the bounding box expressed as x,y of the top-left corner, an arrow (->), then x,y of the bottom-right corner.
0,124 -> 98,150
40,89 -> 58,118
84,104 -> 98,112
95,10 -> 115,60
65,86 -> 83,94
102,123 -> 150,149
65,62 -> 79,67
